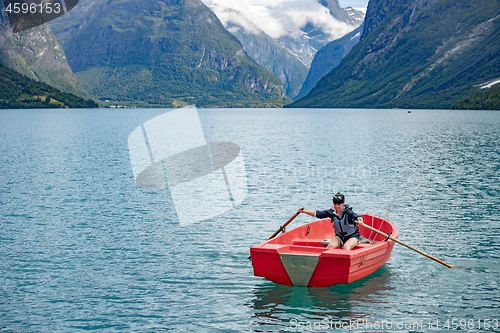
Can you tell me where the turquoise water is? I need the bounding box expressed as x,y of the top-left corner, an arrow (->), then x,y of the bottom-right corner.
1,108 -> 499,332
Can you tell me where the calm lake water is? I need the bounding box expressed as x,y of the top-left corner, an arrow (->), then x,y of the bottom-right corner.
1,108 -> 499,332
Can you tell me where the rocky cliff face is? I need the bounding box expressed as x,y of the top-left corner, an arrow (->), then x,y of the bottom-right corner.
49,0 -> 290,107
291,0 -> 500,109
0,2 -> 89,98
318,0 -> 365,25
295,24 -> 363,101
222,19 -> 309,99
202,0 -> 364,99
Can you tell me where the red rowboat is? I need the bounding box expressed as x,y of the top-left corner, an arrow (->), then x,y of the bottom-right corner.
250,214 -> 398,287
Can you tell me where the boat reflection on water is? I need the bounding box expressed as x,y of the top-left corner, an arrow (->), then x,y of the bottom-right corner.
247,265 -> 395,329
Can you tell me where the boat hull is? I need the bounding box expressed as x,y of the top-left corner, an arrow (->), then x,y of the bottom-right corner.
250,214 -> 398,287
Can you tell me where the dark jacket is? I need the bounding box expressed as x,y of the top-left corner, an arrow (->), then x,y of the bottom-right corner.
316,204 -> 360,238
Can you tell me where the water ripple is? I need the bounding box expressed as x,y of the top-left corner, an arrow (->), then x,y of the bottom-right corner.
1,108 -> 499,331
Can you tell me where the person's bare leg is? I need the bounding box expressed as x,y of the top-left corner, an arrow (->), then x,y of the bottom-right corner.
343,237 -> 359,250
327,236 -> 343,249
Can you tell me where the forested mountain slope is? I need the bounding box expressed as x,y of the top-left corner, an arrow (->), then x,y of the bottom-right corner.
291,0 -> 500,109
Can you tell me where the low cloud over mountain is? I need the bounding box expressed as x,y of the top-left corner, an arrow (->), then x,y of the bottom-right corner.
203,0 -> 360,42
202,0 -> 364,98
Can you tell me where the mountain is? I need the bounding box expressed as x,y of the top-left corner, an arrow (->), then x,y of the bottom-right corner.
0,59 -> 98,109
295,24 -> 363,101
318,0 -> 365,25
217,16 -> 309,99
290,0 -> 500,109
201,0 -> 364,99
0,2 -> 90,99
49,0 -> 290,108
451,82 -> 500,110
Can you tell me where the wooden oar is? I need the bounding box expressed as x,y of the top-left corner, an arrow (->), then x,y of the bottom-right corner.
357,221 -> 456,268
248,210 -> 301,259
267,210 -> 301,240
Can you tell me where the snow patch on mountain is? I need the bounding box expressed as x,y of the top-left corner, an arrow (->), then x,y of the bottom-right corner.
481,79 -> 500,89
202,0 -> 363,67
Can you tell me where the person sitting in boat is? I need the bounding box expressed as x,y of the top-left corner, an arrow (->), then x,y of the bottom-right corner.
299,192 -> 364,250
